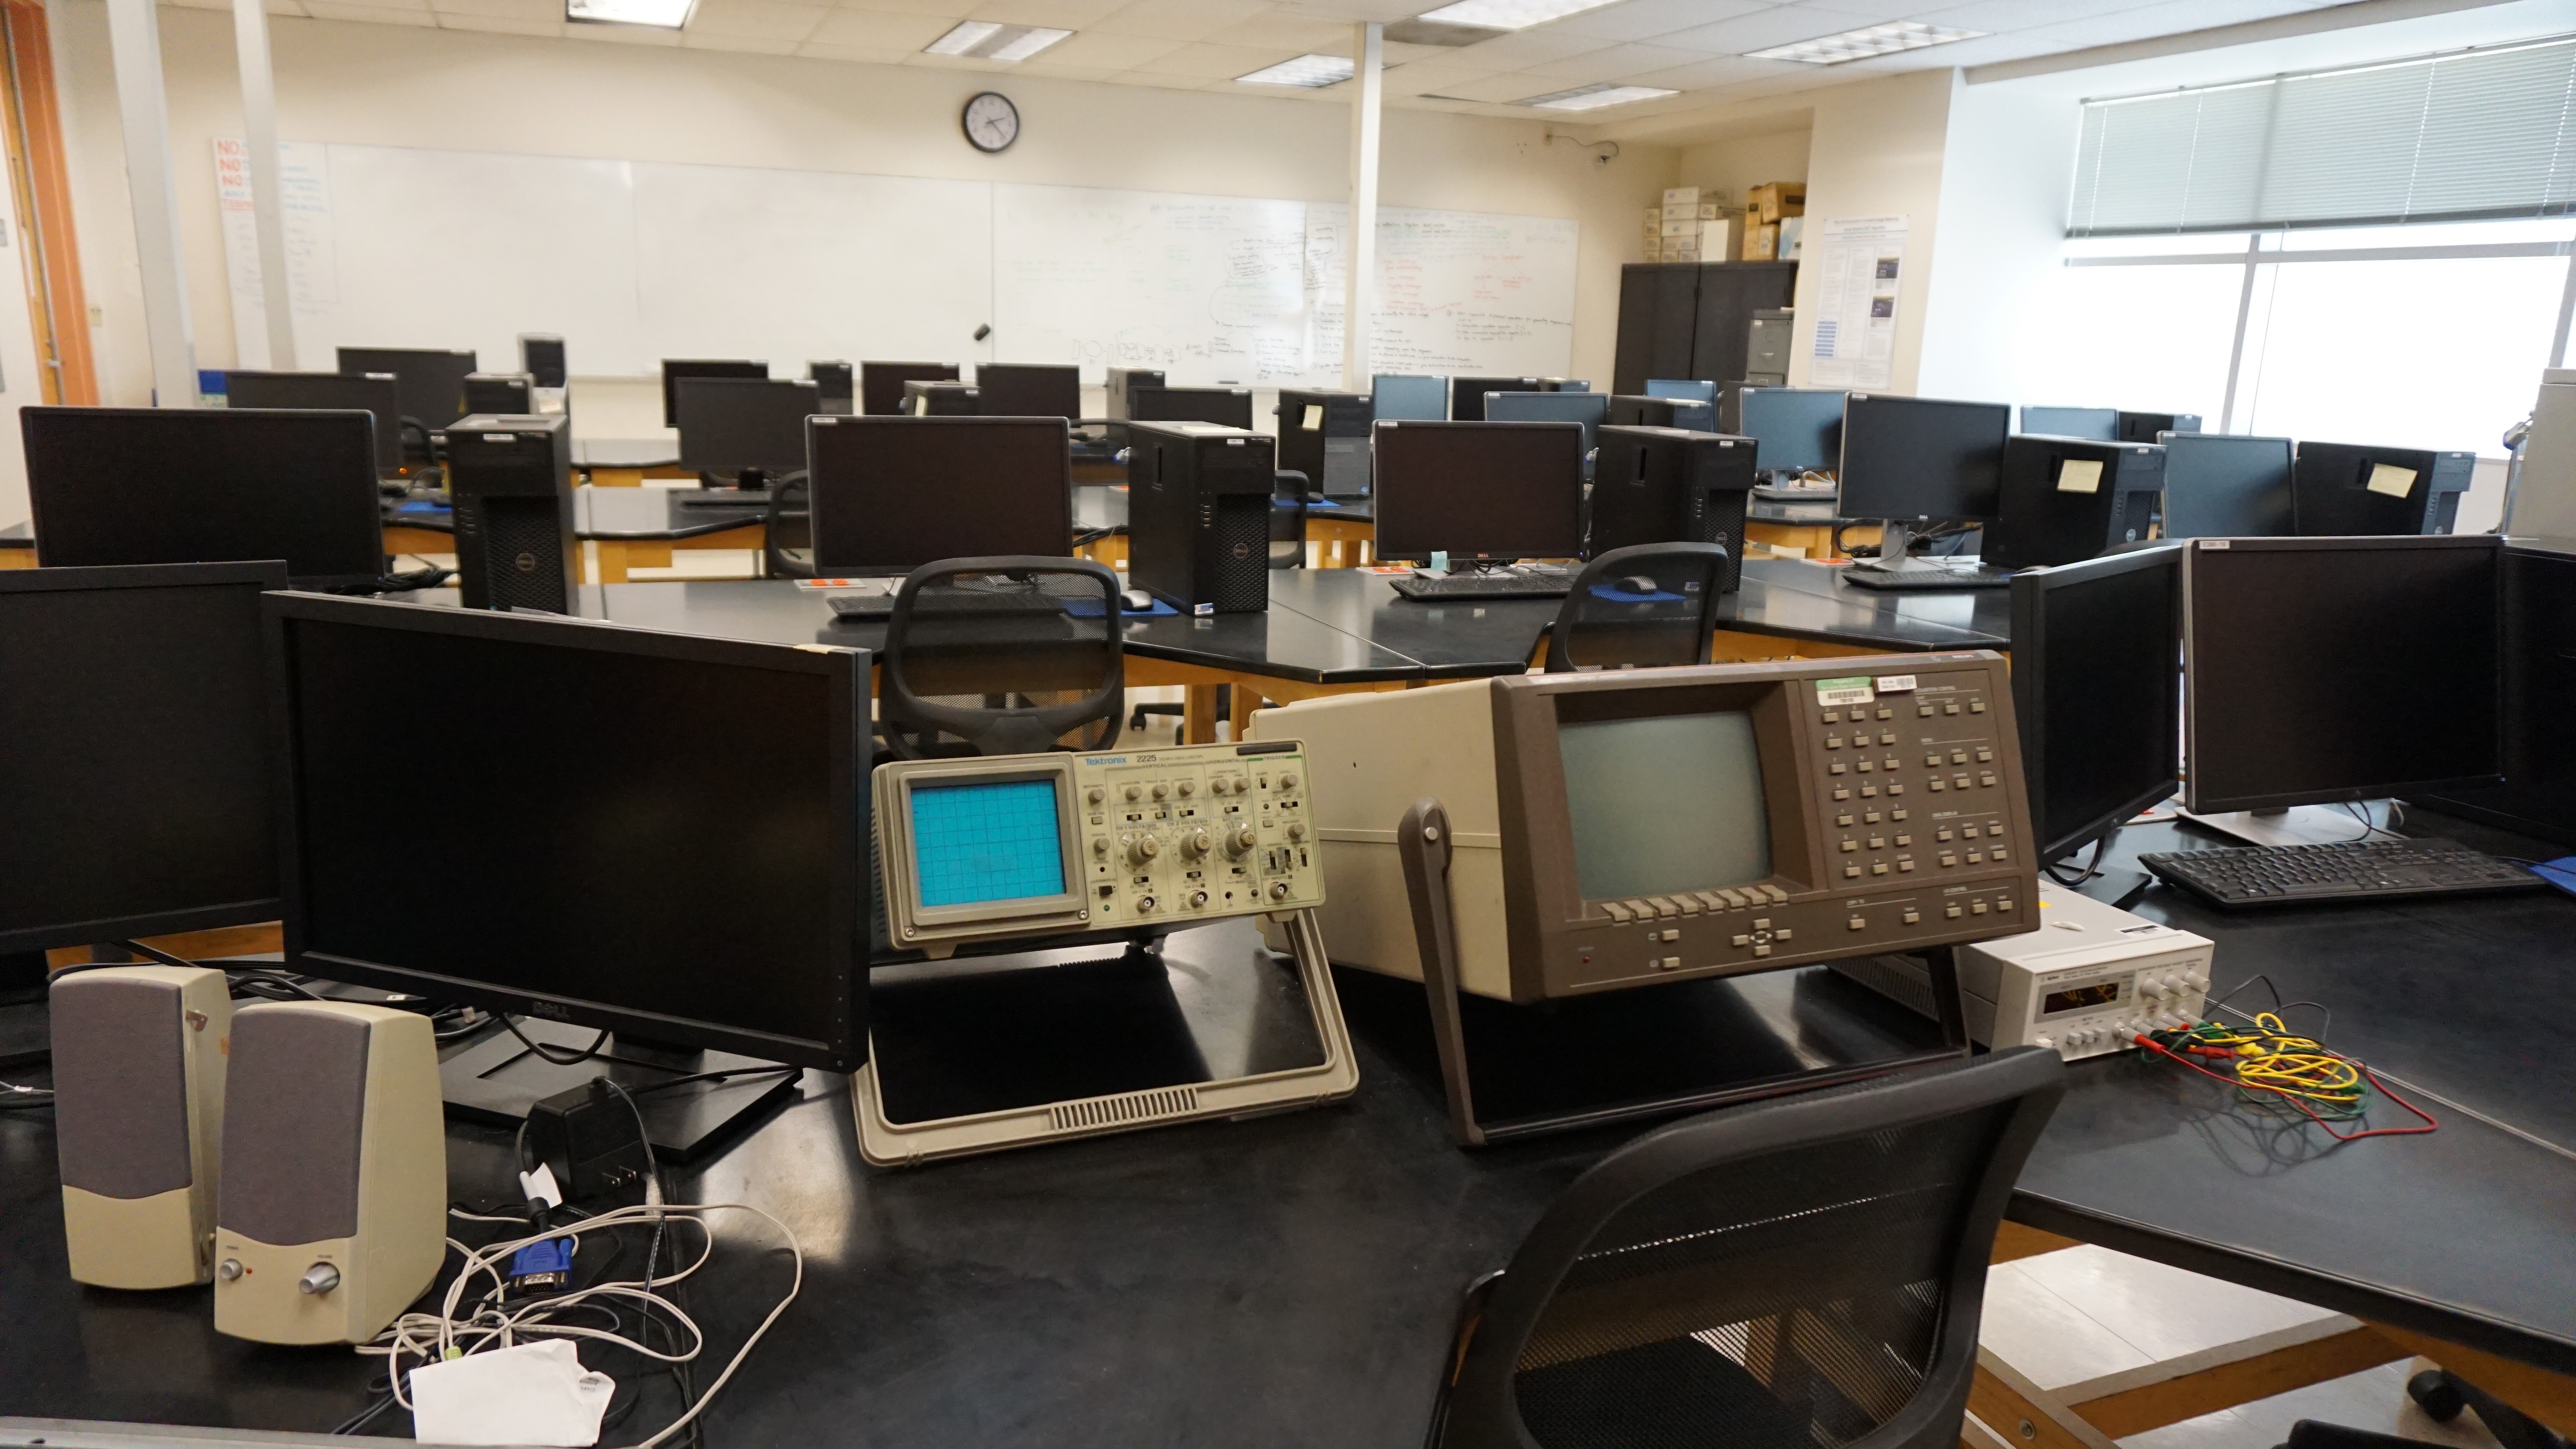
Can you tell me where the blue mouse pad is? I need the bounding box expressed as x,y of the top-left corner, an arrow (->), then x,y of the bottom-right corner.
2533,856 -> 2576,899
395,501 -> 450,517
1586,584 -> 1687,603
1060,596 -> 1180,619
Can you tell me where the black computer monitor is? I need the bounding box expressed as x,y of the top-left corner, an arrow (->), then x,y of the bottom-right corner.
2010,546 -> 2181,863
335,347 -> 478,431
24,406 -> 386,588
2181,536 -> 2501,815
519,334 -> 567,390
1485,391 -> 1609,456
0,562 -> 287,954
2118,411 -> 2200,444
674,377 -> 818,482
807,416 -> 1073,575
2160,433 -> 2296,539
463,373 -> 534,416
659,358 -> 768,428
2019,406 -> 2117,441
1838,395 -> 2010,523
225,370 -> 402,475
1371,420 -> 1586,564
1130,387 -> 1253,429
267,593 -> 870,1073
861,361 -> 960,417
1449,376 -> 1540,423
1736,387 -> 1845,477
974,363 -> 1081,420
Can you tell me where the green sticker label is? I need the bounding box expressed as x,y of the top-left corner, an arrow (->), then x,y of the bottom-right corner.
1816,676 -> 1875,706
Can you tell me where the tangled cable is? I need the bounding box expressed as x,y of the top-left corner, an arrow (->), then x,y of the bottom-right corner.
2135,1011 -> 2437,1143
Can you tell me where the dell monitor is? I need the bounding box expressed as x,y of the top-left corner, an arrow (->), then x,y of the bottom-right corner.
1131,387 -> 1254,429
659,358 -> 768,428
335,347 -> 478,432
807,416 -> 1074,576
2292,441 -> 2476,536
1643,379 -> 1717,404
2010,546 -> 2181,871
225,370 -> 402,475
518,334 -> 567,390
861,361 -> 960,417
0,561 -> 287,954
2181,535 -> 2501,838
24,406 -> 386,589
2019,406 -> 2117,441
1450,377 -> 1540,423
1735,387 -> 1845,479
1372,374 -> 1447,421
463,372 -> 534,416
1370,420 -> 1585,565
974,363 -> 1081,421
1838,394 -> 2010,581
266,592 -> 870,1149
1485,390 -> 1609,457
2159,433 -> 2296,539
674,376 -> 818,484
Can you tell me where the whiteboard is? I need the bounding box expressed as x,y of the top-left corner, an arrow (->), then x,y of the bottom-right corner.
218,141 -> 1580,385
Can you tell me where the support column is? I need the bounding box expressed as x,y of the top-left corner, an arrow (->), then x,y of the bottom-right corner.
103,0 -> 194,406
231,0 -> 294,370
1340,21 -> 1382,393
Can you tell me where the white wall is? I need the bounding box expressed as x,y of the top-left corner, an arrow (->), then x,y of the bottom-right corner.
47,2 -> 1677,419
1783,69 -> 1955,395
1912,82 -> 2083,406
0,130 -> 51,527
1674,128 -> 1810,216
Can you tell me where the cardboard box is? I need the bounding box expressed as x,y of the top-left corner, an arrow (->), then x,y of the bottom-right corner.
1778,215 -> 1804,261
1662,186 -> 1700,207
1703,214 -> 1744,258
1661,218 -> 1698,238
1749,181 -> 1807,223
1743,220 -> 1779,262
1698,202 -> 1720,219
1665,246 -> 1699,264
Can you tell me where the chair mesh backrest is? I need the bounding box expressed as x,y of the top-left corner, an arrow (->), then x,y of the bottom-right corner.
1546,542 -> 1728,673
1509,1106 -> 2008,1449
764,476 -> 813,578
881,556 -> 1124,758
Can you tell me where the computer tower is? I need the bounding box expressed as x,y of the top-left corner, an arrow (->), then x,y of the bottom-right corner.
517,334 -> 566,390
1127,421 -> 1275,616
446,414 -> 576,614
904,380 -> 981,416
2117,411 -> 2199,444
809,361 -> 855,415
2506,368 -> 2576,536
1606,395 -> 1714,431
2292,442 -> 2476,535
1105,368 -> 1166,420
1275,389 -> 1372,498
1589,425 -> 1758,592
1745,308 -> 1792,386
1984,437 -> 2167,570
462,372 -> 533,415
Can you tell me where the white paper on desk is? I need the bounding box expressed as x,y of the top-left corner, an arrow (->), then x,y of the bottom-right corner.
410,1340 -> 617,1447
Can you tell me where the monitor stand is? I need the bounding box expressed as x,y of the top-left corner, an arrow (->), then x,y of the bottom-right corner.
1840,520 -> 2013,592
0,953 -> 46,1070
438,1017 -> 800,1163
2057,865 -> 2151,909
2177,804 -> 2383,848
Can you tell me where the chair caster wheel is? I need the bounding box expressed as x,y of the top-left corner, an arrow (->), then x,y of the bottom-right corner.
2408,1370 -> 2464,1423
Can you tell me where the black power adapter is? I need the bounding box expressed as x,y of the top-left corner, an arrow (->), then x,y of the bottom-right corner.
524,1079 -> 651,1205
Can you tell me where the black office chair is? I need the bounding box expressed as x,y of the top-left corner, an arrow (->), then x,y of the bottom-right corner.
761,472 -> 813,579
879,555 -> 1125,759
1426,1047 -> 2065,1449
1542,541 -> 1731,673
2279,1382 -> 2571,1449
1272,470 -> 1309,570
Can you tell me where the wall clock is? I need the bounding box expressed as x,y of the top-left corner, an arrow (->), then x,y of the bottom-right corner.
963,92 -> 1020,154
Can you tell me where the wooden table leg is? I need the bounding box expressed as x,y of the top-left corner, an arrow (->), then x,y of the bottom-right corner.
0,549 -> 36,571
587,467 -> 646,488
1185,684 -> 1221,745
1230,682 -> 1262,739
594,541 -> 634,584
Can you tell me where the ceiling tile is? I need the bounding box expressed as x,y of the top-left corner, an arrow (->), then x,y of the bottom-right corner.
436,0 -> 565,20
440,12 -> 565,32
1376,59 -> 1498,95
1201,10 -> 1355,51
1439,69 -> 1556,101
1024,27 -> 1184,66
305,0 -> 435,13
1267,0 -> 1423,20
1011,58 -> 1122,77
1113,67 -> 1222,88
1549,0 -> 1771,43
683,29 -> 802,48
1625,52 -> 1795,88
1655,6 -> 1885,53
1449,26 -> 1605,67
794,38 -> 914,58
835,0 -> 970,15
1517,40 -> 1715,80
569,18 -> 685,39
1791,0 -> 1963,22
805,7 -> 950,43
686,0 -> 826,37
1134,39 -> 1294,77
1916,0 -> 2142,30
1091,0 -> 1270,42
306,0 -> 437,19
965,0 -> 1124,22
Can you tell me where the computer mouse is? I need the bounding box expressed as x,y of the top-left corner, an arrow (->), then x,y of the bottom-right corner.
1120,589 -> 1155,614
1619,575 -> 1660,594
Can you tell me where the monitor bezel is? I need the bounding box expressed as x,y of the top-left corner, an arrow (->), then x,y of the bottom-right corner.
2180,535 -> 2506,815
262,592 -> 872,1071
2016,405 -> 2118,441
334,347 -> 480,431
2158,431 -> 2297,540
672,375 -> 820,475
1837,392 -> 2013,524
859,361 -> 962,416
0,559 -> 292,954
657,357 -> 770,428
1369,419 -> 1587,564
879,756 -> 1089,939
225,370 -> 404,475
970,362 -> 1083,421
2009,544 -> 2183,863
805,413 -> 1075,577
1735,386 -> 1847,475
1129,386 -> 1255,430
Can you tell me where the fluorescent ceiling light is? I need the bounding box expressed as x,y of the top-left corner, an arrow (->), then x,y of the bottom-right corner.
1516,82 -> 1678,110
923,20 -> 1071,61
565,0 -> 693,27
1748,20 -> 1983,64
1239,53 -> 1356,87
1417,0 -> 1621,28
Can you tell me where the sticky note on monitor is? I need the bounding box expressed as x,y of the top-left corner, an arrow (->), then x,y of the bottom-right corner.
1302,404 -> 1324,431
2055,458 -> 2103,494
2366,462 -> 2418,498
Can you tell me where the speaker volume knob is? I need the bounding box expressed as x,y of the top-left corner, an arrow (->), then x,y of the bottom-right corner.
217,1259 -> 243,1282
298,1263 -> 341,1296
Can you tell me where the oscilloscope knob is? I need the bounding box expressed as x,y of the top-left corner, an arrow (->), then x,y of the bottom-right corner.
1088,786 -> 1105,805
1279,771 -> 1298,789
1181,829 -> 1213,860
1225,822 -> 1259,856
1093,837 -> 1110,857
1124,783 -> 1142,802
1127,835 -> 1160,866
1151,782 -> 1169,800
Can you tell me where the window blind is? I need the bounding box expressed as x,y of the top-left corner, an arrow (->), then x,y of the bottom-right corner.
2068,36 -> 2576,236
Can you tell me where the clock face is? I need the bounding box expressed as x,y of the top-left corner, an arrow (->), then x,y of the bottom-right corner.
963,92 -> 1020,154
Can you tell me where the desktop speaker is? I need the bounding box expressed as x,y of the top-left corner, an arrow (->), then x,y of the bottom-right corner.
447,413 -> 576,613
1591,425 -> 1758,592
214,1001 -> 445,1346
51,966 -> 233,1289
1129,420 -> 1274,615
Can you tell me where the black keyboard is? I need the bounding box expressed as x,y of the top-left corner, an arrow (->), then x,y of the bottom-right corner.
677,489 -> 771,508
2141,838 -> 2543,908
1840,563 -> 2014,592
1390,569 -> 1573,601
